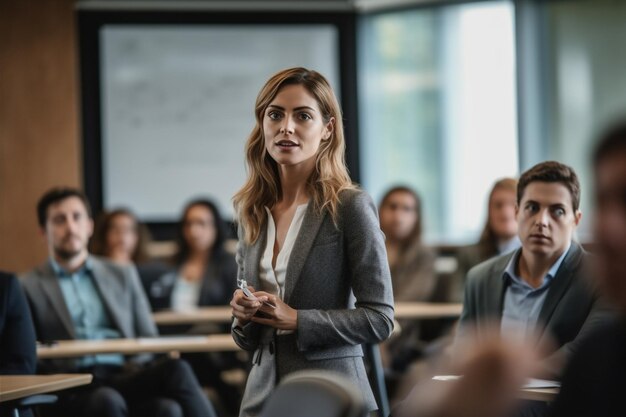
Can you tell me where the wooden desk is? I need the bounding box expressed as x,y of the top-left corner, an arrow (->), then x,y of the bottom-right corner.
37,335 -> 240,359
151,302 -> 463,326
0,374 -> 93,403
153,307 -> 232,325
394,302 -> 462,319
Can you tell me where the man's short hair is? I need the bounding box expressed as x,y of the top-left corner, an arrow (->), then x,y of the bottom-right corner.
594,119 -> 626,167
37,187 -> 92,228
517,161 -> 581,212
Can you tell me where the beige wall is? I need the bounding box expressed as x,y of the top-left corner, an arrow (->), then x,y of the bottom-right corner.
0,0 -> 81,273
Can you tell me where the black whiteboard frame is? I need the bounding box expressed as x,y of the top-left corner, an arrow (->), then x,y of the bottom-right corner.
77,7 -> 360,240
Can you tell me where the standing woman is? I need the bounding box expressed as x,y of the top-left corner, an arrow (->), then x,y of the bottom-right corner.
230,67 -> 394,416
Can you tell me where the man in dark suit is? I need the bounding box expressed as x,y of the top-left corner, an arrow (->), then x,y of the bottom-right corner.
457,161 -> 608,380
0,272 -> 36,375
20,187 -> 216,417
0,272 -> 37,417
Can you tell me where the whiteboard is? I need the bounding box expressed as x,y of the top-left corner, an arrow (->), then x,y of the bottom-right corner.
101,25 -> 340,221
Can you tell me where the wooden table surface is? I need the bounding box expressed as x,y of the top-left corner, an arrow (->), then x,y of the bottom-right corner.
394,302 -> 463,319
0,374 -> 93,403
152,302 -> 463,325
37,334 -> 240,359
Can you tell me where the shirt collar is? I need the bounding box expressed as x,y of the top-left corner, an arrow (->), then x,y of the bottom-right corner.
49,256 -> 93,278
502,242 -> 572,288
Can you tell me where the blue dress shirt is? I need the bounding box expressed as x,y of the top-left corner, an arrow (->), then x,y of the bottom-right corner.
500,244 -> 571,342
50,257 -> 123,367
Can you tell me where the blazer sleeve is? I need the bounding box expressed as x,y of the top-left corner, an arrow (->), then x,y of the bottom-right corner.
128,265 -> 158,338
0,274 -> 37,375
231,226 -> 263,351
296,190 -> 395,351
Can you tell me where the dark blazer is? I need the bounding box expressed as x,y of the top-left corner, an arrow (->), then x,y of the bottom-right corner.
0,272 -> 36,375
457,242 -> 611,378
233,189 -> 395,411
549,315 -> 626,417
20,256 -> 157,342
143,251 -> 237,311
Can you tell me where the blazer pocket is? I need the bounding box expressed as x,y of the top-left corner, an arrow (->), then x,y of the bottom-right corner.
303,344 -> 363,361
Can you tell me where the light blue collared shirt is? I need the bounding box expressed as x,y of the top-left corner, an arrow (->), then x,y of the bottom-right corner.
50,257 -> 123,367
500,243 -> 571,341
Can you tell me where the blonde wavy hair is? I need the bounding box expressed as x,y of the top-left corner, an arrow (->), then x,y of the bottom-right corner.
233,67 -> 355,244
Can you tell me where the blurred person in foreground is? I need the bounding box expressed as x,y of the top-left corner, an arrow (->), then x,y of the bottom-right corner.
145,198 -> 240,416
377,186 -> 442,400
0,272 -> 37,417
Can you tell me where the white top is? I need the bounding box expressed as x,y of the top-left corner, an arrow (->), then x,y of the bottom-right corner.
171,275 -> 201,311
260,203 -> 308,334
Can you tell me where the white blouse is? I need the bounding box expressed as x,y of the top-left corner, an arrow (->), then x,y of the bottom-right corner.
171,275 -> 201,311
260,203 -> 308,334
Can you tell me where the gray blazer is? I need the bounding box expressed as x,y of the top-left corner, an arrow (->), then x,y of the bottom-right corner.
457,242 -> 611,378
20,256 -> 157,343
233,189 -> 395,411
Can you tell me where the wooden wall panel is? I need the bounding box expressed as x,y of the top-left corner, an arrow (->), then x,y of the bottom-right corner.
0,0 -> 80,273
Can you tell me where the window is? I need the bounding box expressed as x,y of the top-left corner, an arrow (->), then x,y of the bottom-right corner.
358,1 -> 518,243
539,0 -> 626,240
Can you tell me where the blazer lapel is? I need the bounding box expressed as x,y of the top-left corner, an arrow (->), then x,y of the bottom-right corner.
38,263 -> 75,338
90,258 -> 127,337
487,253 -> 513,323
536,242 -> 583,338
284,204 -> 326,304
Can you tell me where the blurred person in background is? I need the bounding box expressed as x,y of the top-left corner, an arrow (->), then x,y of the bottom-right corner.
144,198 -> 240,416
378,186 -> 440,398
144,199 -> 236,312
20,187 -> 216,417
452,178 -> 520,302
91,208 -> 151,266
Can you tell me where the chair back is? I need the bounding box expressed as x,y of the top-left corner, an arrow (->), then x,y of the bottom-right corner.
260,370 -> 369,417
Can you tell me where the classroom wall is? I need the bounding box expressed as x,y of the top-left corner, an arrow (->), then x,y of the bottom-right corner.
0,0 -> 81,273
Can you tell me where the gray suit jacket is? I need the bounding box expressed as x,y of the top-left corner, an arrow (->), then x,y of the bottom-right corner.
20,256 -> 157,357
233,189 -> 394,410
457,242 -> 611,378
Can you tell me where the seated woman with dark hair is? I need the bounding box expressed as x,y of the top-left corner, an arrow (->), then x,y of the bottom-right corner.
146,199 -> 237,311
146,199 -> 241,416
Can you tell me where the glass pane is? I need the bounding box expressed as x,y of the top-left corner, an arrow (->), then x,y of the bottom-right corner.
358,1 -> 518,243
542,0 -> 626,240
